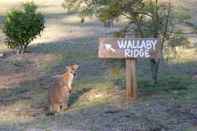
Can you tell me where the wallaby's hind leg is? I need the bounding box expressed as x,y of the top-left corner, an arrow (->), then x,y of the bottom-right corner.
51,103 -> 61,113
46,104 -> 61,116
58,98 -> 69,112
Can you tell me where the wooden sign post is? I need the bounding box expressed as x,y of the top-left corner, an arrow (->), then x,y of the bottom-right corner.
126,58 -> 137,100
98,37 -> 160,101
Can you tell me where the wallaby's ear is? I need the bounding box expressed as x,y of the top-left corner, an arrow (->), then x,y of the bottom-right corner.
66,64 -> 79,71
73,64 -> 79,70
69,64 -> 79,70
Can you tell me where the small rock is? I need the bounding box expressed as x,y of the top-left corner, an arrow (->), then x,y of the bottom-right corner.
0,53 -> 4,58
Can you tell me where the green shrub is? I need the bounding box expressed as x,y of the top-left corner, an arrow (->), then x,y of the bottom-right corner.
3,2 -> 45,54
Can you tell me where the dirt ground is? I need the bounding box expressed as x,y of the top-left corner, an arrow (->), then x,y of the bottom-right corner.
0,0 -> 197,131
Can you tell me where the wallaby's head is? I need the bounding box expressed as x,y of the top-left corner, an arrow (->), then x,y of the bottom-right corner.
66,64 -> 80,76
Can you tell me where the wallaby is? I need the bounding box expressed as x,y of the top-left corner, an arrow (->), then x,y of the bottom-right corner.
47,64 -> 79,115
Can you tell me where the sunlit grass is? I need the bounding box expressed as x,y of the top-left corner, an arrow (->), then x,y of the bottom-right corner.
0,44 -> 7,52
166,48 -> 197,63
70,81 -> 114,110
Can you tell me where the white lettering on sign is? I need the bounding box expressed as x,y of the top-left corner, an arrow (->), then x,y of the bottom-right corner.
117,39 -> 158,57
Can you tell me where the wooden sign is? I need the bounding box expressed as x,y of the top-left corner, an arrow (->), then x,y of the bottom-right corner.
98,37 -> 160,101
99,37 -> 161,59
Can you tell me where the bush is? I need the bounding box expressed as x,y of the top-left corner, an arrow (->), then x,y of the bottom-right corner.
3,2 -> 45,54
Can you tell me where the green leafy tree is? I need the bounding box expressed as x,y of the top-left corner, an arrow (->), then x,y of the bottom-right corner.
101,0 -> 190,84
3,2 -> 45,54
63,0 -> 190,84
62,0 -> 112,23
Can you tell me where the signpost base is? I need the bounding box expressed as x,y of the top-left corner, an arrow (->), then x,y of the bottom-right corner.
126,59 -> 137,101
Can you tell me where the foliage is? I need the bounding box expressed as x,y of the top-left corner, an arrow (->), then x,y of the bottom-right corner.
63,0 -> 93,21
62,0 -> 113,23
63,0 -> 191,84
97,0 -> 191,84
3,2 -> 45,54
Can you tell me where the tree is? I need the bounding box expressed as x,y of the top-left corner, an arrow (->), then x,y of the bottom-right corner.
62,0 -> 112,23
3,2 -> 45,54
63,0 -> 190,84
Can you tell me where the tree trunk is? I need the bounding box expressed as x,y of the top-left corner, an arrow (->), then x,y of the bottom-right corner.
104,19 -> 114,28
16,46 -> 22,54
23,43 -> 29,52
150,58 -> 160,84
80,17 -> 85,23
17,44 -> 26,54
